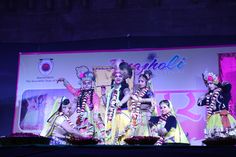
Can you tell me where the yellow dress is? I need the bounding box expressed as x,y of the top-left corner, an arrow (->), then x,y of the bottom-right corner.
105,85 -> 131,145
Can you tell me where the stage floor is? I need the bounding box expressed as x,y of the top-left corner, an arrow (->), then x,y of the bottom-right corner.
0,145 -> 236,157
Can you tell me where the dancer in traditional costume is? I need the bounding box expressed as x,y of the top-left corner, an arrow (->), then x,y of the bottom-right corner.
150,100 -> 189,145
57,66 -> 105,142
130,70 -> 155,136
101,68 -> 131,145
40,97 -> 85,145
197,72 -> 236,138
111,59 -> 133,91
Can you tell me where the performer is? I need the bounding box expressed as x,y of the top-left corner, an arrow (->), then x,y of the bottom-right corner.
130,70 -> 155,136
101,68 -> 131,145
111,59 -> 133,90
150,100 -> 189,145
197,71 -> 236,138
40,97 -> 86,145
57,66 -> 105,142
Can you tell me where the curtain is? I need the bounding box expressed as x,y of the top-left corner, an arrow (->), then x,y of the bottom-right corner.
219,53 -> 236,118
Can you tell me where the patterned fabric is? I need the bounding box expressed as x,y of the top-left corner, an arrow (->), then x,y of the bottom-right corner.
198,84 -> 231,117
104,85 -> 131,145
107,110 -> 130,145
76,90 -> 105,141
49,136 -> 68,145
132,110 -> 152,136
149,101 -> 189,145
130,87 -> 149,127
150,115 -> 189,145
41,99 -> 74,138
198,83 -> 236,138
42,112 -> 74,145
205,111 -> 236,138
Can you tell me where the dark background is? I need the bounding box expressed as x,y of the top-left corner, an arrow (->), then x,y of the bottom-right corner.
1,0 -> 236,135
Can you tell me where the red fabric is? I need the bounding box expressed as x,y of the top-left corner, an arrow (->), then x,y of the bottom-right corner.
220,110 -> 231,128
65,83 -> 81,96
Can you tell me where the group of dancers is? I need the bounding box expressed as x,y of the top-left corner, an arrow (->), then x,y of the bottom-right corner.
40,60 -> 236,145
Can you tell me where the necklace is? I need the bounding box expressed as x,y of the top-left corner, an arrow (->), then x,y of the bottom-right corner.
59,112 -> 75,129
205,88 -> 221,118
130,87 -> 149,126
76,90 -> 92,124
107,89 -> 118,122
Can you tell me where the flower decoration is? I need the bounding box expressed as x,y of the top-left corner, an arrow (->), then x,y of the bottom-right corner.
79,72 -> 85,79
76,66 -> 95,82
202,71 -> 219,85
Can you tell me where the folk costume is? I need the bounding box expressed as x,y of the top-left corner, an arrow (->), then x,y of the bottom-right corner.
197,72 -> 236,138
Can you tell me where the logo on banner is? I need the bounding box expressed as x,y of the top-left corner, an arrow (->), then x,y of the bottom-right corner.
110,54 -> 186,75
38,58 -> 53,75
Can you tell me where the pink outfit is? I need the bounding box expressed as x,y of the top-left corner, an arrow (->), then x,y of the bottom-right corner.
65,84 -> 81,97
65,83 -> 100,112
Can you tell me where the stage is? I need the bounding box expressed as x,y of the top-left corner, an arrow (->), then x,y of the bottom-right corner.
0,145 -> 236,157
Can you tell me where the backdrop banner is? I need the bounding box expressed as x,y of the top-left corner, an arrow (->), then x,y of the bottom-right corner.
14,45 -> 236,145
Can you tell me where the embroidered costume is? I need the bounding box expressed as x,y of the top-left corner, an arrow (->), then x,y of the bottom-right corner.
60,66 -> 105,142
76,89 -> 105,141
198,72 -> 236,138
150,100 -> 189,145
40,97 -> 77,145
104,69 -> 130,145
129,70 -> 156,137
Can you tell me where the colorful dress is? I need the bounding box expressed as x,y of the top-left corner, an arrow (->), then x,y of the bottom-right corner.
43,112 -> 75,145
198,83 -> 236,138
150,113 -> 189,145
64,83 -> 105,140
105,83 -> 130,145
130,87 -> 154,136
76,89 -> 105,141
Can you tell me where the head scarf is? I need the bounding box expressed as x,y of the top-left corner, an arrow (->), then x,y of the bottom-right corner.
40,96 -> 69,137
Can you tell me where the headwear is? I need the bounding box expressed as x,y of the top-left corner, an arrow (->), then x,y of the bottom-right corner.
111,59 -> 124,70
40,96 -> 69,137
60,96 -> 70,106
76,66 -> 95,82
140,70 -> 153,88
202,71 -> 219,85
47,96 -> 69,122
157,99 -> 190,144
159,99 -> 176,117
